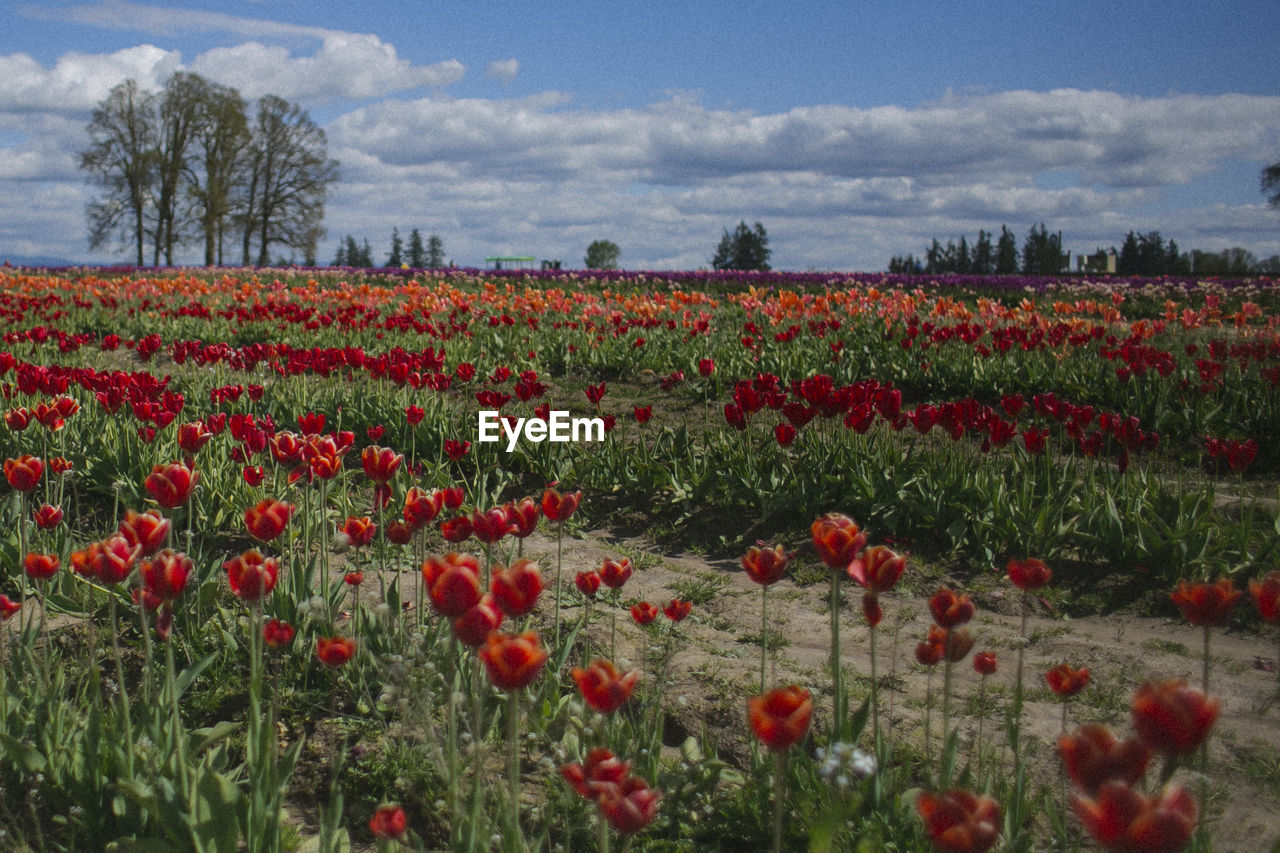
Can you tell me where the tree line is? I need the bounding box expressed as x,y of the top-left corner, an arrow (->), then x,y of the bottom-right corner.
890,224 -> 1280,277
80,73 -> 339,268
332,228 -> 448,268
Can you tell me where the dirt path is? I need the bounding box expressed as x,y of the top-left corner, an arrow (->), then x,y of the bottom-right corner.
499,525 -> 1280,853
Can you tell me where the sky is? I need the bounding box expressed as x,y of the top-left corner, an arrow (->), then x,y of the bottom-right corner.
2,0 -> 1279,271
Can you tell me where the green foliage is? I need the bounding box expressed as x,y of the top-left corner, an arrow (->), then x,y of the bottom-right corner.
711,221 -> 771,271
584,239 -> 621,270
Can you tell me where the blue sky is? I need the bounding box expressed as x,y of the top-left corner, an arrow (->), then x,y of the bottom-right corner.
2,0 -> 1279,270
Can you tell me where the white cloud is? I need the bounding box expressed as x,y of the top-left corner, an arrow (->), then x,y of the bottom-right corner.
485,59 -> 519,84
4,68 -> 1279,267
188,35 -> 464,102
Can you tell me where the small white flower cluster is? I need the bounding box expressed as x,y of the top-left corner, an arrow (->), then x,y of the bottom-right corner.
814,741 -> 876,788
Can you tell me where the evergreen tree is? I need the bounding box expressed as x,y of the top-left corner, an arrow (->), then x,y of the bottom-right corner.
995,225 -> 1019,274
711,221 -> 771,271
406,228 -> 426,268
973,229 -> 994,274
1022,223 -> 1064,275
387,227 -> 403,267
426,235 -> 445,268
332,236 -> 349,266
957,236 -> 971,274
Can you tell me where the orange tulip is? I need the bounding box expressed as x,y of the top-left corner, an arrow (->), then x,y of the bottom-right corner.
929,587 -> 975,629
848,545 -> 906,593
1072,781 -> 1197,853
810,512 -> 866,569
1170,577 -> 1241,627
742,543 -> 789,586
478,631 -> 548,691
119,508 -> 171,556
224,549 -> 280,601
1130,679 -> 1218,757
1058,724 -> 1151,795
244,499 -> 294,543
4,454 -> 43,492
490,559 -> 544,617
747,685 -> 812,751
916,788 -> 1002,853
316,636 -> 356,667
1045,663 -> 1091,698
572,659 -> 640,714
422,553 -> 482,617
144,461 -> 198,508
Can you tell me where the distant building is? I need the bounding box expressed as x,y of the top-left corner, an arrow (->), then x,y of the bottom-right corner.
485,256 -> 536,270
1077,249 -> 1117,274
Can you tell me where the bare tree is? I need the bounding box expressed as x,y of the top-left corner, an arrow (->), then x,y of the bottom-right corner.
186,79 -> 250,265
149,72 -> 207,265
239,96 -> 339,266
80,80 -> 157,266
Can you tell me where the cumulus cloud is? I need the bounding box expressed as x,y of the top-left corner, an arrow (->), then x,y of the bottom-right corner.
0,45 -> 181,111
485,59 -> 519,84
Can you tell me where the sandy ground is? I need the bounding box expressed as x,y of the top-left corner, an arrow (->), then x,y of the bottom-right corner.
502,525 -> 1280,853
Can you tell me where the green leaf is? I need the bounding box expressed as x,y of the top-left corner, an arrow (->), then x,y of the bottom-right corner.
105,839 -> 176,853
175,652 -> 219,702
190,762 -> 248,853
42,592 -> 89,618
0,731 -> 47,773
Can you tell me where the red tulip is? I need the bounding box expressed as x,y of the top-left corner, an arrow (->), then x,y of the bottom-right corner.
444,439 -> 471,461
344,571 -> 363,586
245,499 -> 294,543
4,407 -> 31,431
1130,679 -> 1218,757
1058,724 -> 1151,795
440,515 -> 473,543
634,405 -> 652,424
0,595 -> 20,621
360,445 -> 403,483
505,497 -> 540,539
452,594 -> 504,648
316,636 -> 356,667
470,506 -> 510,544
542,486 -> 583,522
929,587 -> 975,629
32,503 -> 63,530
663,598 -> 692,623
368,804 -> 407,840
630,602 -> 658,625
140,549 -> 192,602
847,545 -> 906,593
747,685 -> 812,751
338,516 -> 377,548
422,553 -> 482,617
1250,571 -> 1280,624
810,512 -> 867,569
478,630 -> 548,691
597,776 -> 661,836
297,412 -> 326,435
741,543 -> 789,586
48,456 -> 72,476
1072,781 -> 1197,853
386,520 -> 412,545
145,461 -> 198,508
403,487 -> 443,530
698,357 -> 715,377
71,535 -> 140,585
1045,663 -> 1091,698
224,549 -> 279,601
774,423 -> 797,446
4,454 -> 43,492
575,570 -> 601,599
926,624 -> 975,663
441,486 -> 464,510
916,789 -> 1002,853
177,421 -> 213,455
243,465 -> 266,486
1006,557 -> 1052,591
24,552 -> 60,581
600,557 -> 632,590
572,659 -> 640,714
490,559 -> 544,617
263,618 -> 296,648
973,651 -> 998,676
916,635 -> 944,667
562,748 -> 631,800
119,508 -> 171,556
1170,577 -> 1240,627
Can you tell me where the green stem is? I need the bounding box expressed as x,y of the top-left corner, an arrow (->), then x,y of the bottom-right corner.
869,621 -> 879,743
772,750 -> 786,853
554,522 -> 564,652
508,689 -> 522,843
760,585 -> 768,694
829,570 -> 843,734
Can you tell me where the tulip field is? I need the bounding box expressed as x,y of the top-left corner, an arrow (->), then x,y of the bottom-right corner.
1,264 -> 1280,852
